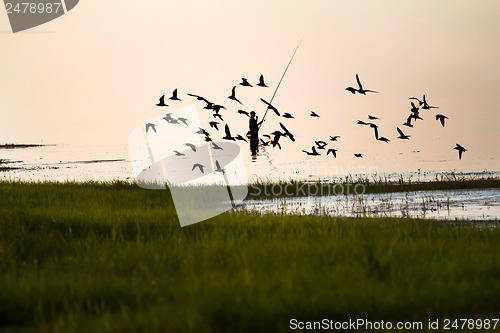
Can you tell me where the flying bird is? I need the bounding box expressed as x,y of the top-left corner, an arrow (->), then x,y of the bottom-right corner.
357,120 -> 368,126
378,137 -> 390,143
354,153 -> 363,158
173,150 -> 185,156
235,134 -> 248,142
209,121 -> 219,130
397,127 -> 410,140
315,140 -> 327,149
256,74 -> 268,87
239,78 -> 252,87
156,95 -> 168,107
185,143 -> 196,152
196,127 -> 210,136
204,135 -> 212,142
214,160 -> 225,174
187,93 -> 210,104
145,123 -> 157,133
260,98 -> 280,116
211,142 -> 223,150
302,146 -> 320,156
422,94 -> 439,110
330,135 -> 340,141
192,163 -> 205,173
270,131 -> 283,149
369,124 -> 379,140
177,117 -> 188,126
346,74 -> 379,95
282,112 -> 294,119
212,104 -> 226,113
163,113 -> 178,124
213,113 -> 223,121
435,114 -> 448,127
238,110 -> 250,117
368,115 -> 379,120
326,148 -> 337,157
169,88 -> 181,101
223,124 -> 235,141
402,115 -> 413,128
310,111 -> 320,117
280,123 -> 295,142
453,144 -> 467,160
228,86 -> 243,104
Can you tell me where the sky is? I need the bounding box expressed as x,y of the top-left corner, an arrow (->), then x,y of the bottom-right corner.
1,0 -> 499,178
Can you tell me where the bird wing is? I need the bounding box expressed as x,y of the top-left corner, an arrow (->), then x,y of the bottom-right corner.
397,127 -> 404,136
373,127 -> 379,140
159,95 -> 165,103
172,88 -> 178,98
215,160 -> 221,170
231,86 -> 236,96
355,74 -> 363,90
225,124 -> 232,137
260,98 -> 271,107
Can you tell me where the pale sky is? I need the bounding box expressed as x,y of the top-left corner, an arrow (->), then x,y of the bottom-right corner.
1,0 -> 499,176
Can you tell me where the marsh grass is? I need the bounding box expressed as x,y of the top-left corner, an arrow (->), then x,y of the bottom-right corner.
0,181 -> 499,332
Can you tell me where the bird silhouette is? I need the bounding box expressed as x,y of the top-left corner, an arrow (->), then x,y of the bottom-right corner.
235,134 -> 248,142
163,113 -> 178,124
238,110 -> 250,117
282,112 -> 294,119
410,106 -> 423,121
454,144 -> 467,160
315,140 -> 327,149
280,123 -> 295,141
169,88 -> 181,101
326,148 -> 337,157
354,153 -> 363,158
196,127 -> 210,136
214,160 -> 225,174
178,117 -> 188,126
192,163 -> 205,173
330,135 -> 340,141
378,137 -> 390,143
212,104 -> 226,113
187,93 -> 210,104
422,94 -> 439,110
368,115 -> 379,120
369,124 -> 379,140
223,124 -> 235,141
260,98 -> 280,116
173,150 -> 185,156
260,139 -> 270,146
357,120 -> 368,125
435,114 -> 448,127
310,111 -> 320,117
346,74 -> 379,95
239,78 -> 252,87
397,127 -> 410,140
403,115 -> 414,128
213,113 -> 223,121
204,135 -> 212,142
410,102 -> 420,114
409,96 -> 424,107
257,74 -> 268,87
212,142 -> 223,150
228,86 -> 243,104
270,131 -> 283,149
156,95 -> 168,107
185,143 -> 196,152
209,121 -> 219,130
145,123 -> 157,133
302,146 -> 320,156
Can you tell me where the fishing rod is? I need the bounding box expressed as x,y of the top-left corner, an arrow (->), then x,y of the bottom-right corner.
259,37 -> 303,129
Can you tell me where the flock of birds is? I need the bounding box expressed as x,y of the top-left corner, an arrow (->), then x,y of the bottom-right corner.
146,73 -> 467,174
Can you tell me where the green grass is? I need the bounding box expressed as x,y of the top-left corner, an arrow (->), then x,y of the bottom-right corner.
0,181 -> 499,332
247,176 -> 500,199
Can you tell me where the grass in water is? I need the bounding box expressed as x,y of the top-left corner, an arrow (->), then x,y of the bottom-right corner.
0,181 -> 499,332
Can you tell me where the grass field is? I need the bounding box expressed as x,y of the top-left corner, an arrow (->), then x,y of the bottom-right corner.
0,181 -> 499,332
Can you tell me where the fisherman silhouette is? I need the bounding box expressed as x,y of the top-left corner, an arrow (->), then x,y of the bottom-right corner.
248,111 -> 264,159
